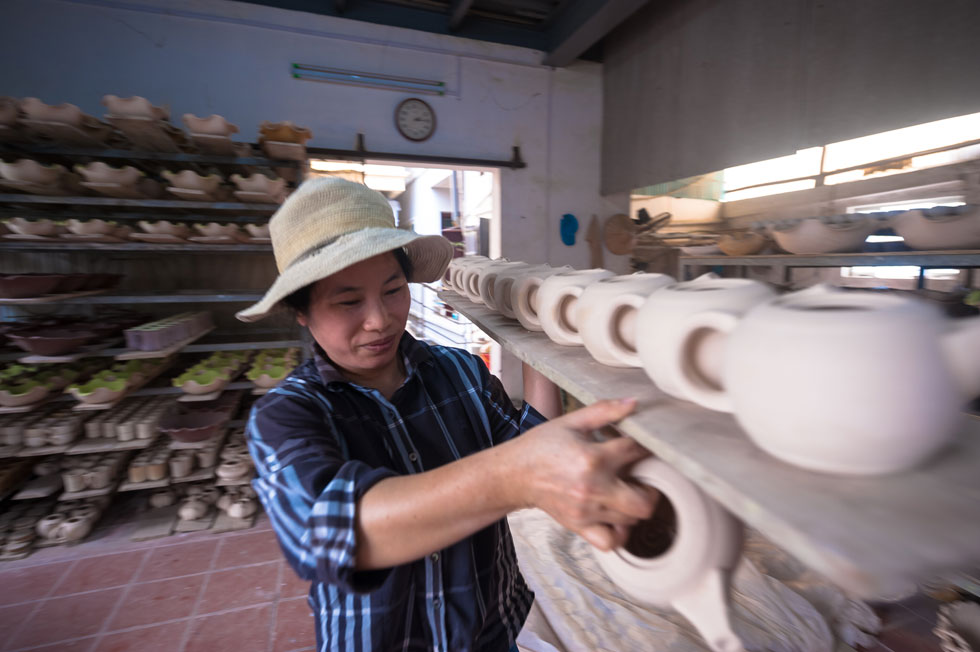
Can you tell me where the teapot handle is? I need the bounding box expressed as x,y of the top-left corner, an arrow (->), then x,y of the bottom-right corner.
672,310 -> 739,413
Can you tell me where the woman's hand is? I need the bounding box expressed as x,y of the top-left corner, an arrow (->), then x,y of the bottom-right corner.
507,398 -> 658,551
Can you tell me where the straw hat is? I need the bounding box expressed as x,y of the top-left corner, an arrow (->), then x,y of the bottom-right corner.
236,177 -> 453,322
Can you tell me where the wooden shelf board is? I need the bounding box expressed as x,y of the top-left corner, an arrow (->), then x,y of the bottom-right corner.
17,338 -> 122,364
439,289 -> 980,600
171,466 -> 215,484
118,478 -> 171,493
0,242 -> 272,253
66,436 -> 157,455
678,249 -> 980,268
177,390 -> 224,403
215,475 -> 254,487
114,328 -> 214,361
58,481 -> 119,501
15,444 -> 70,457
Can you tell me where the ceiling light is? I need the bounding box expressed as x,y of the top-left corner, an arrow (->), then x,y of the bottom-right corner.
292,63 -> 445,96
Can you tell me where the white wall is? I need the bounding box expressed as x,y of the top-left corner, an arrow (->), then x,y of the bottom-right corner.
399,169 -> 452,236
0,0 -> 628,393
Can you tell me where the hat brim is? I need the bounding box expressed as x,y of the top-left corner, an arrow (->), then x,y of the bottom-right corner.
236,228 -> 454,322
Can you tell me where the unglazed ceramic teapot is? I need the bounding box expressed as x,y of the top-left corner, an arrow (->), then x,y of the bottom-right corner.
636,274 -> 776,400
671,284 -> 980,474
576,272 -> 675,367
536,269 -> 616,345
512,265 -> 575,331
593,458 -> 745,652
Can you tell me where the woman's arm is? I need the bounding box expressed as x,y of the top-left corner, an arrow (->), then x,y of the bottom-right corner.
355,398 -> 655,570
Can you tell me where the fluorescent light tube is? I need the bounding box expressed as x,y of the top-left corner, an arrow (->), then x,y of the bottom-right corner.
292,63 -> 445,96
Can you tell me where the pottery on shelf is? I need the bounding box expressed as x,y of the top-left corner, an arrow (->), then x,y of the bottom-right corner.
0,273 -> 66,298
636,274 -> 777,401
478,261 -> 533,310
66,218 -> 115,236
718,231 -> 768,256
446,256 -> 488,293
230,172 -> 286,195
244,223 -> 270,238
0,384 -> 50,408
671,284 -> 980,475
216,459 -> 248,480
52,516 -> 93,542
149,490 -> 176,508
101,95 -> 169,120
193,222 -> 240,238
8,329 -> 97,356
461,258 -> 516,305
512,265 -> 576,332
182,113 -> 239,136
0,97 -> 20,126
0,159 -> 66,186
5,218 -> 58,237
492,264 -> 550,320
536,268 -> 616,346
36,513 -> 66,539
169,454 -> 194,479
227,498 -> 257,519
158,410 -> 227,443
161,170 -> 222,193
137,220 -> 191,238
74,161 -> 142,186
767,216 -> 882,254
258,120 -> 313,144
893,205 -> 980,250
593,458 -> 744,652
178,498 -> 208,521
20,97 -> 84,125
576,272 -> 676,367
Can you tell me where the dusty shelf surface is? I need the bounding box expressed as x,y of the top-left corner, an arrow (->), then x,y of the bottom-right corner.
439,289 -> 980,600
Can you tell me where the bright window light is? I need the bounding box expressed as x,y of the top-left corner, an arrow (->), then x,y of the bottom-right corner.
823,111 -> 980,172
722,179 -> 816,202
723,147 -> 822,192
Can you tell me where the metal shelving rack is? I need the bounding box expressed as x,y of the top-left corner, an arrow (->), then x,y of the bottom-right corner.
678,250 -> 980,285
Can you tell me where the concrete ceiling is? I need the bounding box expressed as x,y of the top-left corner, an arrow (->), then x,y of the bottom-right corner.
235,0 -> 651,66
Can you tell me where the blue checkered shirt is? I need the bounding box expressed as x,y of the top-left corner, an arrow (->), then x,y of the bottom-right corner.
246,333 -> 544,652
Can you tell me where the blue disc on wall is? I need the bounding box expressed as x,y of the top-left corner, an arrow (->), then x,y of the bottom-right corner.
560,213 -> 578,246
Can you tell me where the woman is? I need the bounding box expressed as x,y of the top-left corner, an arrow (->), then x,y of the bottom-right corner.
237,177 -> 656,652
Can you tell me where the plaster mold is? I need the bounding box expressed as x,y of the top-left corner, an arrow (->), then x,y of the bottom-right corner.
536,268 -> 615,345
512,265 -> 575,332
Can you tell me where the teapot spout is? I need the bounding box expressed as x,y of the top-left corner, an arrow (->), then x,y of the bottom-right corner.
943,316 -> 980,400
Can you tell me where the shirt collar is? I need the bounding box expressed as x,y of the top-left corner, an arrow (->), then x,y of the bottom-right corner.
313,331 -> 431,390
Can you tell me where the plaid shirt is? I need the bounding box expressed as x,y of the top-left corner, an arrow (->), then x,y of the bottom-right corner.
246,333 -> 544,652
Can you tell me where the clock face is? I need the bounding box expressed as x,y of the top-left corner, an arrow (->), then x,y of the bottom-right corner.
395,98 -> 436,142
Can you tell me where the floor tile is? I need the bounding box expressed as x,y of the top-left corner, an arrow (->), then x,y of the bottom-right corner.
198,561 -> 280,614
52,550 -> 147,596
7,586 -> 125,649
0,602 -> 41,651
273,596 -> 316,652
97,621 -> 190,652
877,627 -> 942,652
184,604 -> 273,652
17,637 -> 98,652
0,561 -> 73,606
106,574 -> 205,631
215,530 -> 284,568
137,539 -> 219,582
279,562 -> 311,599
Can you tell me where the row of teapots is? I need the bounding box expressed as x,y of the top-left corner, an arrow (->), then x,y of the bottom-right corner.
445,256 -> 980,476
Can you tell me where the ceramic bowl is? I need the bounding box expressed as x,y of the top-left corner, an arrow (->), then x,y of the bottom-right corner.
6,217 -> 57,237
768,216 -> 882,254
0,385 -> 49,408
182,113 -> 239,136
7,329 -> 97,356
158,411 -> 227,443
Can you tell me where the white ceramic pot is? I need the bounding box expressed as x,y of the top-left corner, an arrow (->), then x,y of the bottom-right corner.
512,265 -> 576,332
53,516 -> 93,542
182,113 -> 239,136
593,458 -> 745,652
576,272 -> 676,367
178,498 -> 208,521
893,206 -> 980,250
536,269 -> 616,346
768,216 -> 881,254
227,498 -> 257,519
478,261 -> 532,311
636,274 -> 776,400
672,284 -> 980,475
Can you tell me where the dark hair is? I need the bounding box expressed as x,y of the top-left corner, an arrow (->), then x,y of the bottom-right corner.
283,247 -> 413,314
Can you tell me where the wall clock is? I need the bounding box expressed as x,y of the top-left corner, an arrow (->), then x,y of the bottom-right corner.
394,98 -> 436,142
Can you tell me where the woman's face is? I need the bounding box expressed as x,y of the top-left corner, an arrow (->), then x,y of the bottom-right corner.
297,252 -> 411,380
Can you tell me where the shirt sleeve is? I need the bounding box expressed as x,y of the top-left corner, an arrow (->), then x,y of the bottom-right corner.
471,354 -> 547,445
246,383 -> 398,593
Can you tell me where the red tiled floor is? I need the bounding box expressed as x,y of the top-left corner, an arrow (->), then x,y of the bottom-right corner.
7,586 -> 125,649
184,604 -> 273,652
215,530 -> 284,568
97,621 -> 190,652
279,562 -> 311,599
273,596 -> 316,652
52,550 -> 147,596
198,561 -> 280,614
0,601 -> 41,650
106,574 -> 206,631
0,561 -> 72,605
137,539 -> 219,582
877,628 -> 942,652
17,637 -> 98,652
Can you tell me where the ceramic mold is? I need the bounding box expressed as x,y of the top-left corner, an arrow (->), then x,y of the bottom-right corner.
101,95 -> 169,120
20,98 -> 84,125
893,205 -> 980,250
672,284 -> 980,474
74,161 -> 142,186
478,261 -> 533,311
593,458 -> 745,652
182,113 -> 239,136
230,172 -> 286,195
66,218 -> 115,236
0,159 -> 66,185
193,222 -> 240,238
161,170 -> 222,193
576,272 -> 676,367
512,265 -> 576,332
5,218 -> 57,237
536,269 -> 616,346
491,264 -> 549,319
137,220 -> 191,238
446,256 -> 488,293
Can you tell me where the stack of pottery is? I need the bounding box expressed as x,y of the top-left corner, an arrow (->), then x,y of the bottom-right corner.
66,358 -> 168,405
191,222 -> 245,243
102,95 -> 192,153
216,430 -> 253,484
246,348 -> 300,389
172,350 -> 253,395
127,440 -> 171,484
84,395 -> 172,441
34,497 -> 107,546
18,405 -> 87,447
892,204 -> 980,250
655,282 -> 980,475
60,451 -> 126,493
182,113 -> 246,156
4,217 -> 58,237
